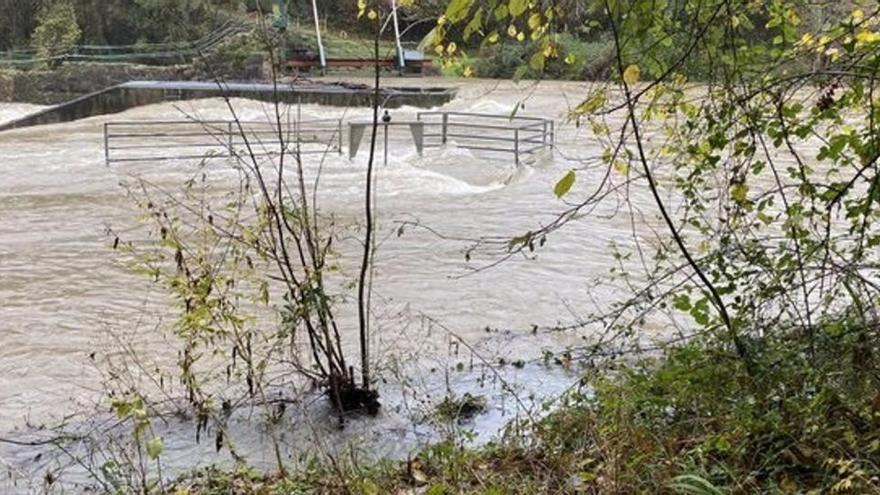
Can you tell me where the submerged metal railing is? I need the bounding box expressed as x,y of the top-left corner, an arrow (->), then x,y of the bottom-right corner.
417,111 -> 554,164
104,118 -> 343,165
105,111 -> 555,166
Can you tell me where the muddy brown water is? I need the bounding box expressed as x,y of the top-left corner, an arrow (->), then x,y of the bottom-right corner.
0,78 -> 673,491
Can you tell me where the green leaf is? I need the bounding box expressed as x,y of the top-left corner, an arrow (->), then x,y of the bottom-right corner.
463,8 -> 483,41
426,483 -> 449,495
574,92 -> 606,115
672,294 -> 691,311
360,479 -> 380,495
554,170 -> 576,198
527,13 -> 542,31
146,436 -> 164,460
529,51 -> 545,71
668,474 -> 724,495
258,281 -> 270,305
623,64 -> 641,85
508,0 -> 528,17
730,182 -> 749,204
445,0 -> 473,23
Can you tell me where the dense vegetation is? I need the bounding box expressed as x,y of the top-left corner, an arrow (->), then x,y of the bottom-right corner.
0,0 -> 405,51
165,330 -> 880,493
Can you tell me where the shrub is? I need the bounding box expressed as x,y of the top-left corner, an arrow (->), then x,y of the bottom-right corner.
472,33 -> 614,81
31,0 -> 81,68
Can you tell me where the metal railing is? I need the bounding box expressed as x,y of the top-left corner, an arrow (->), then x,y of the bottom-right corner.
416,111 -> 554,164
105,112 -> 555,166
104,118 -> 343,165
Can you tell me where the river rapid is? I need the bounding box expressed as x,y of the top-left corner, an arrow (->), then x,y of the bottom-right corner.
0,78 -> 669,490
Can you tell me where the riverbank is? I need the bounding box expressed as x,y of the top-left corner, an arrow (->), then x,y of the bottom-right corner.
164,329 -> 880,494
0,63 -> 190,104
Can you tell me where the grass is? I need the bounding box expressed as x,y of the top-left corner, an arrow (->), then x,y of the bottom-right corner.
163,318 -> 880,494
433,393 -> 488,424
286,27 -> 400,60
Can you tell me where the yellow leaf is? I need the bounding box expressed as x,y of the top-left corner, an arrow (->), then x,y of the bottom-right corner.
574,91 -> 605,115
488,32 -> 500,43
856,29 -> 880,44
507,24 -> 518,37
853,8 -> 865,22
623,64 -> 640,85
528,13 -> 542,31
516,31 -> 525,42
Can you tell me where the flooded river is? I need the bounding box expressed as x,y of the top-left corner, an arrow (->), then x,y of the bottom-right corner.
0,78 -> 666,490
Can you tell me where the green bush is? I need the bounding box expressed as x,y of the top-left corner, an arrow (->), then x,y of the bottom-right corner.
31,0 -> 82,68
472,33 -> 614,81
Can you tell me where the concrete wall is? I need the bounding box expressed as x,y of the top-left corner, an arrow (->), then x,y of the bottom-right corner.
0,81 -> 457,131
0,63 -> 191,105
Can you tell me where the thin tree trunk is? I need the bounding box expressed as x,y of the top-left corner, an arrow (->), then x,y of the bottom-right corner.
357,24 -> 381,390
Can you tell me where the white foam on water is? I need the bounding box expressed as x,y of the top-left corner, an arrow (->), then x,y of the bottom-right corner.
0,103 -> 48,125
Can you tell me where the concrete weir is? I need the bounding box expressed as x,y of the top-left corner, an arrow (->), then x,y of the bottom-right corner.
0,80 -> 457,132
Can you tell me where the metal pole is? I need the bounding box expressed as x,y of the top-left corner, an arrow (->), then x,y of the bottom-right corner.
103,123 -> 110,166
311,0 -> 327,73
390,0 -> 406,74
383,123 -> 388,166
227,121 -> 233,157
338,118 -> 343,155
514,128 -> 520,165
441,113 -> 448,144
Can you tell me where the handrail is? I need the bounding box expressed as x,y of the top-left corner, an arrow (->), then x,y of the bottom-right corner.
416,111 -> 554,164
417,111 -> 547,122
105,118 -> 344,165
105,112 -> 554,166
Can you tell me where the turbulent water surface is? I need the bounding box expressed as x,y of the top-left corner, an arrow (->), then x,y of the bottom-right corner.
0,78 -> 668,490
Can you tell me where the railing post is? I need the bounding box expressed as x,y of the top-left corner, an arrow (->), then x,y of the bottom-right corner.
227,121 -> 234,157
514,128 -> 520,165
383,123 -> 389,166
103,123 -> 110,166
441,113 -> 448,145
338,118 -> 343,155
550,120 -> 555,147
